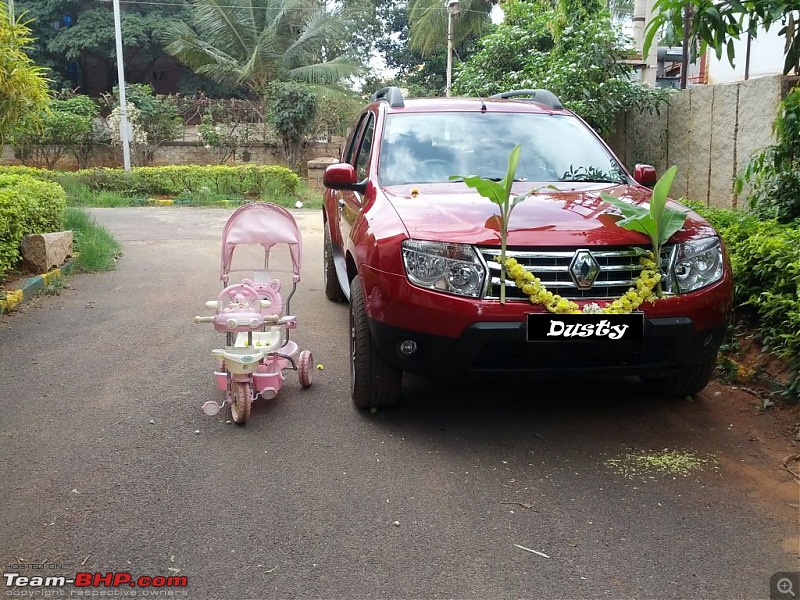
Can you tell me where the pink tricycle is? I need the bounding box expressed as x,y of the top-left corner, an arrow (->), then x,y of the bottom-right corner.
194,202 -> 313,425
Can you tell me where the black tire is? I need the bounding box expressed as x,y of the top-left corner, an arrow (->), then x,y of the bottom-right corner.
349,275 -> 402,409
644,354 -> 718,398
324,222 -> 346,303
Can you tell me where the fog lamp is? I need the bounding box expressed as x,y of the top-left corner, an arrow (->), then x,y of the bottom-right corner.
399,339 -> 418,356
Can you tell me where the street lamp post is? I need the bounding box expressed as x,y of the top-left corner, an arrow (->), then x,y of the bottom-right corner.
112,0 -> 132,171
445,0 -> 460,97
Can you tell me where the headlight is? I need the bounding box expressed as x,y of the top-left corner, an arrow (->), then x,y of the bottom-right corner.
402,240 -> 485,297
662,237 -> 725,294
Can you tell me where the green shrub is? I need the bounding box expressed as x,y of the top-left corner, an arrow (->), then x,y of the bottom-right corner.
688,201 -> 800,398
0,165 -> 300,200
0,165 -> 58,180
0,174 -> 66,280
12,95 -> 99,169
101,84 -> 183,165
75,165 -> 299,197
267,82 -> 318,171
735,86 -> 800,223
0,164 -> 301,200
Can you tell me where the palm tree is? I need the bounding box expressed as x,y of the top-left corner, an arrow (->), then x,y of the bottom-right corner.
163,0 -> 359,97
408,0 -> 495,56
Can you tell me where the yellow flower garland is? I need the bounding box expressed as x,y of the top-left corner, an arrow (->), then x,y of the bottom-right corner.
504,253 -> 661,314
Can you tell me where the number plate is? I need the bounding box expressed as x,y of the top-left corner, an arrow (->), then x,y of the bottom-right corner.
526,313 -> 644,342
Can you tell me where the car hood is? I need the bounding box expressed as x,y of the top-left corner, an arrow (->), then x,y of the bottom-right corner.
382,181 -> 717,247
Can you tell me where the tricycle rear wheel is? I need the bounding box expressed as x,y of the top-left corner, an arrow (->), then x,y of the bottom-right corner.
298,350 -> 313,388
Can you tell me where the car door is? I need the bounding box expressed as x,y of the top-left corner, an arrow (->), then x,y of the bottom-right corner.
337,112 -> 375,266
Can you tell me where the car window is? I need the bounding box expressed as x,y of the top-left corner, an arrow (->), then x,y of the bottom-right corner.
343,112 -> 370,164
354,115 -> 375,181
378,112 -> 626,186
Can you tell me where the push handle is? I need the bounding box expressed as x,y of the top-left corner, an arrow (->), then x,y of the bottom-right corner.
194,316 -> 215,324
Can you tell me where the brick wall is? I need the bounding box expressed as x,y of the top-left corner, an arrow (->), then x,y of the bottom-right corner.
1,138 -> 344,178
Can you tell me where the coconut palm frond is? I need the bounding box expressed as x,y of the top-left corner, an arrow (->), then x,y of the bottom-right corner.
190,0 -> 256,58
164,24 -> 245,86
409,0 -> 492,55
165,0 -> 356,93
285,57 -> 362,86
282,10 -> 347,66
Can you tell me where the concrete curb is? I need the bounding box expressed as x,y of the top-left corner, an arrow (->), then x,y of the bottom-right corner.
0,260 -> 75,315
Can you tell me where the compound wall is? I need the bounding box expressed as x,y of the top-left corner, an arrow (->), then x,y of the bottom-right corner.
608,74 -> 798,209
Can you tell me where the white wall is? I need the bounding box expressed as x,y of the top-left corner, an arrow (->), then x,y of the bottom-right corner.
707,23 -> 788,84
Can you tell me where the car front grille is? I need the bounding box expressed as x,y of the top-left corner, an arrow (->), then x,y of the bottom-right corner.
479,247 -> 648,301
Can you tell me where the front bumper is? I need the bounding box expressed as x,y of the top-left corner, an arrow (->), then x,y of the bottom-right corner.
369,317 -> 726,380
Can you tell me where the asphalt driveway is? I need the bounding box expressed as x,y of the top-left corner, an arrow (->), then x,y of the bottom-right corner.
1,207 -> 797,600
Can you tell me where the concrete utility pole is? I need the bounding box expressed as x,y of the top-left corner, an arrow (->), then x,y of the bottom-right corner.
112,0 -> 132,171
633,0 -> 659,86
445,0 -> 460,97
680,3 -> 692,88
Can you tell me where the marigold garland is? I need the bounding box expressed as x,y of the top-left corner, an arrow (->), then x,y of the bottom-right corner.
504,253 -> 661,314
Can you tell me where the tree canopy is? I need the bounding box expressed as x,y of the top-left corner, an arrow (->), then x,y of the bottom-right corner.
454,0 -> 667,138
16,0 -> 190,93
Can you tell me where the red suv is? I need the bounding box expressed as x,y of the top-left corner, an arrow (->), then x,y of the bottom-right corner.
322,87 -> 733,409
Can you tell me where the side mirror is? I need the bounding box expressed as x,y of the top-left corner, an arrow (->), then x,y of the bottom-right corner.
323,163 -> 367,194
633,164 -> 658,188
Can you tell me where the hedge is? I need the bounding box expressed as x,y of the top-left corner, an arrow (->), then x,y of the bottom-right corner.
0,165 -> 301,198
0,174 -> 66,280
689,202 -> 800,398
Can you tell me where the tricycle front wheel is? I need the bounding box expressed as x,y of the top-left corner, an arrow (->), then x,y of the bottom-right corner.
230,381 -> 252,425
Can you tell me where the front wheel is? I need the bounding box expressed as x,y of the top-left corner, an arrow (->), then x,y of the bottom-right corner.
349,275 -> 402,409
230,381 -> 252,425
643,354 -> 718,398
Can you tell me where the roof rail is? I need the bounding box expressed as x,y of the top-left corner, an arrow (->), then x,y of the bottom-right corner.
372,86 -> 405,108
490,89 -> 563,110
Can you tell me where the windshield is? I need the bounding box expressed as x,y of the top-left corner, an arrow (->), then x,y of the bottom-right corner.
378,112 -> 627,186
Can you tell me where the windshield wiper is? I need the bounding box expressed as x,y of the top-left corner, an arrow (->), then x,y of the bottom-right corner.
452,175 -> 527,182
559,177 -> 625,184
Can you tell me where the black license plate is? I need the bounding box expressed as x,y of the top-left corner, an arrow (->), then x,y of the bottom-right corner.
526,313 -> 644,342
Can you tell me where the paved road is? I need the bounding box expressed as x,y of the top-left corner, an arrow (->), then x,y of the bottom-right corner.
1,207 -> 796,600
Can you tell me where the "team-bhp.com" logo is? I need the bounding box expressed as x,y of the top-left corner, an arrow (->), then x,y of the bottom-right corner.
4,572 -> 188,589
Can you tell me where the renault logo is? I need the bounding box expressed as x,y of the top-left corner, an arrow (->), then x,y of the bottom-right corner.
569,250 -> 600,289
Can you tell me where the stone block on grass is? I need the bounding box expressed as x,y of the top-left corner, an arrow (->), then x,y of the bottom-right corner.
21,231 -> 73,273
